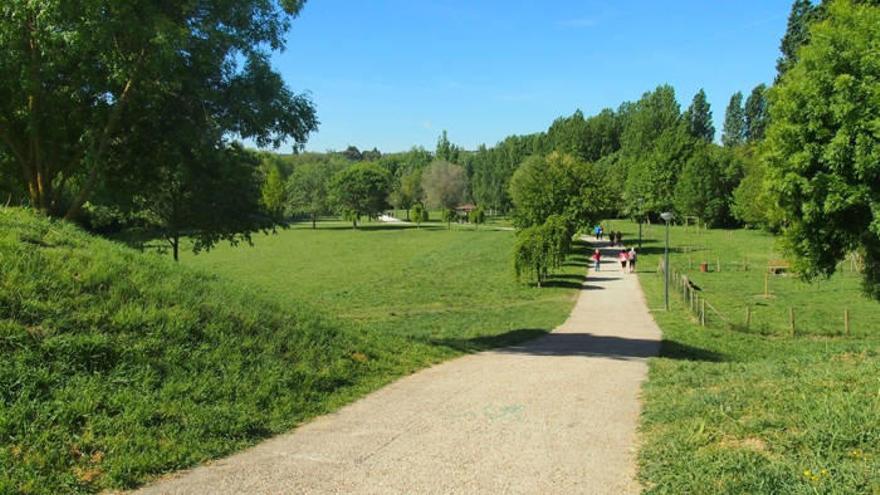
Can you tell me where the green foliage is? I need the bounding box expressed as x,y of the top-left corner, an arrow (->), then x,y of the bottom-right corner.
128,145 -> 274,261
467,134 -> 546,213
684,89 -> 716,142
330,163 -> 391,228
512,217 -> 571,286
0,1 -> 317,219
625,124 -> 696,217
287,161 -> 342,228
509,152 -> 606,230
260,164 -> 287,219
410,202 -> 429,227
764,0 -> 880,298
776,0 -> 823,79
435,130 -> 462,163
674,144 -> 743,227
441,208 -> 458,228
731,146 -> 781,230
744,84 -> 770,142
722,92 -> 746,147
421,161 -> 469,211
469,207 -> 486,226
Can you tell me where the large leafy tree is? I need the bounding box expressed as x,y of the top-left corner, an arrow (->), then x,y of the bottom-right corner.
765,0 -> 880,297
330,163 -> 391,228
721,92 -> 746,147
0,0 -> 316,219
421,160 -> 469,212
287,161 -> 342,228
509,152 -> 606,230
684,89 -> 715,142
132,144 -> 271,262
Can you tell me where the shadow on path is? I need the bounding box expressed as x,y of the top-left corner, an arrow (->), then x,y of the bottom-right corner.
428,330 -> 722,362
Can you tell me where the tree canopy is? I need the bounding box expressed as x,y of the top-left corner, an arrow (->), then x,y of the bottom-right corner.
0,0 -> 317,219
765,0 -> 880,297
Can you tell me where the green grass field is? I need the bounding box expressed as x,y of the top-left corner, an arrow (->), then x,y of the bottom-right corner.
604,220 -> 880,493
0,209 -> 582,494
183,219 -> 580,348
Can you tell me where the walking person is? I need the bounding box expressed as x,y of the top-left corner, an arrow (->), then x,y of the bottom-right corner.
618,248 -> 628,271
593,225 -> 602,240
592,249 -> 602,272
628,247 -> 637,273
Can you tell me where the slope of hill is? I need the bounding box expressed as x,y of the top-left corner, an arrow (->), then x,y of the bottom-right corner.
0,208 -> 416,494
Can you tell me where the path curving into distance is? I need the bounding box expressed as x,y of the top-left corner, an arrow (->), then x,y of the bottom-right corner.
135,237 -> 661,494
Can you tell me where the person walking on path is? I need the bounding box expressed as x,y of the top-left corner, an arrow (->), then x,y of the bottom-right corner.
618,248 -> 629,271
627,247 -> 637,273
592,249 -> 602,272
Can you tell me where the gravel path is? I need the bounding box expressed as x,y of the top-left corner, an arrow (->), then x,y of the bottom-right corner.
135,238 -> 661,494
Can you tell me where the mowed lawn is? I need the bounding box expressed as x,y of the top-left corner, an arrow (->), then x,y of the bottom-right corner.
602,220 -> 880,493
184,220 -> 584,351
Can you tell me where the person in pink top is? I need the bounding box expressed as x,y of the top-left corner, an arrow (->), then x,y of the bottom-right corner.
618,248 -> 628,271
591,249 -> 602,271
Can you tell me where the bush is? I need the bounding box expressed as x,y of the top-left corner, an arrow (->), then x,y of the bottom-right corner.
468,207 -> 485,227
513,216 -> 572,286
411,203 -> 429,227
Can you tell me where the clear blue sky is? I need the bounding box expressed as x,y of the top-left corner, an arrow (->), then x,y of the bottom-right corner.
273,0 -> 791,153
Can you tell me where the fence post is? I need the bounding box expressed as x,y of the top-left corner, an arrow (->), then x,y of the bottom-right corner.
744,256 -> 749,272
745,306 -> 751,329
789,307 -> 796,337
717,257 -> 721,272
844,308 -> 850,336
700,299 -> 706,327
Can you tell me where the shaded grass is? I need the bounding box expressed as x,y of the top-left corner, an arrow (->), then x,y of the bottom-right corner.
606,220 -> 880,493
1,210 -> 582,494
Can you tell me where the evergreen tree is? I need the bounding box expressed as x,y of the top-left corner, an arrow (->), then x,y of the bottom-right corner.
684,89 -> 715,142
776,0 -> 821,80
744,84 -> 770,142
722,92 -> 746,147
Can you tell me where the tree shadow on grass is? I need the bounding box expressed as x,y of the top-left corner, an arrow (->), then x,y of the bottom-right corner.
314,223 -> 446,232
428,329 -> 722,362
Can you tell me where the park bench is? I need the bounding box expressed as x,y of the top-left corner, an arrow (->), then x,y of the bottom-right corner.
767,259 -> 790,274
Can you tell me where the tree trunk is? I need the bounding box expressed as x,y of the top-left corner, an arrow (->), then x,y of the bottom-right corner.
312,213 -> 316,229
170,235 -> 180,262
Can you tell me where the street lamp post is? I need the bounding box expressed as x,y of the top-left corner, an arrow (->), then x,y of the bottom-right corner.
660,211 -> 674,310
637,198 -> 644,250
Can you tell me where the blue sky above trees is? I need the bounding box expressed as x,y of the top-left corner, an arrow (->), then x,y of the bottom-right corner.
274,0 -> 791,153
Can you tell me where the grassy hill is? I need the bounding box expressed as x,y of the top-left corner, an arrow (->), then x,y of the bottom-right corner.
0,210 -> 583,494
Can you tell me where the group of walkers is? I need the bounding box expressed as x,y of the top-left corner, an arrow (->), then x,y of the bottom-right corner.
592,224 -> 624,246
591,246 -> 637,273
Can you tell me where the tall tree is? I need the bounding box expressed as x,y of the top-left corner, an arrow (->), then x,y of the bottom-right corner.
261,164 -> 287,220
421,161 -> 469,212
776,0 -> 821,79
287,161 -> 340,229
684,89 -> 715,142
722,92 -> 746,147
765,0 -> 880,298
0,1 -> 317,219
330,163 -> 390,228
435,130 -> 461,163
744,84 -> 770,142
132,145 -> 272,262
